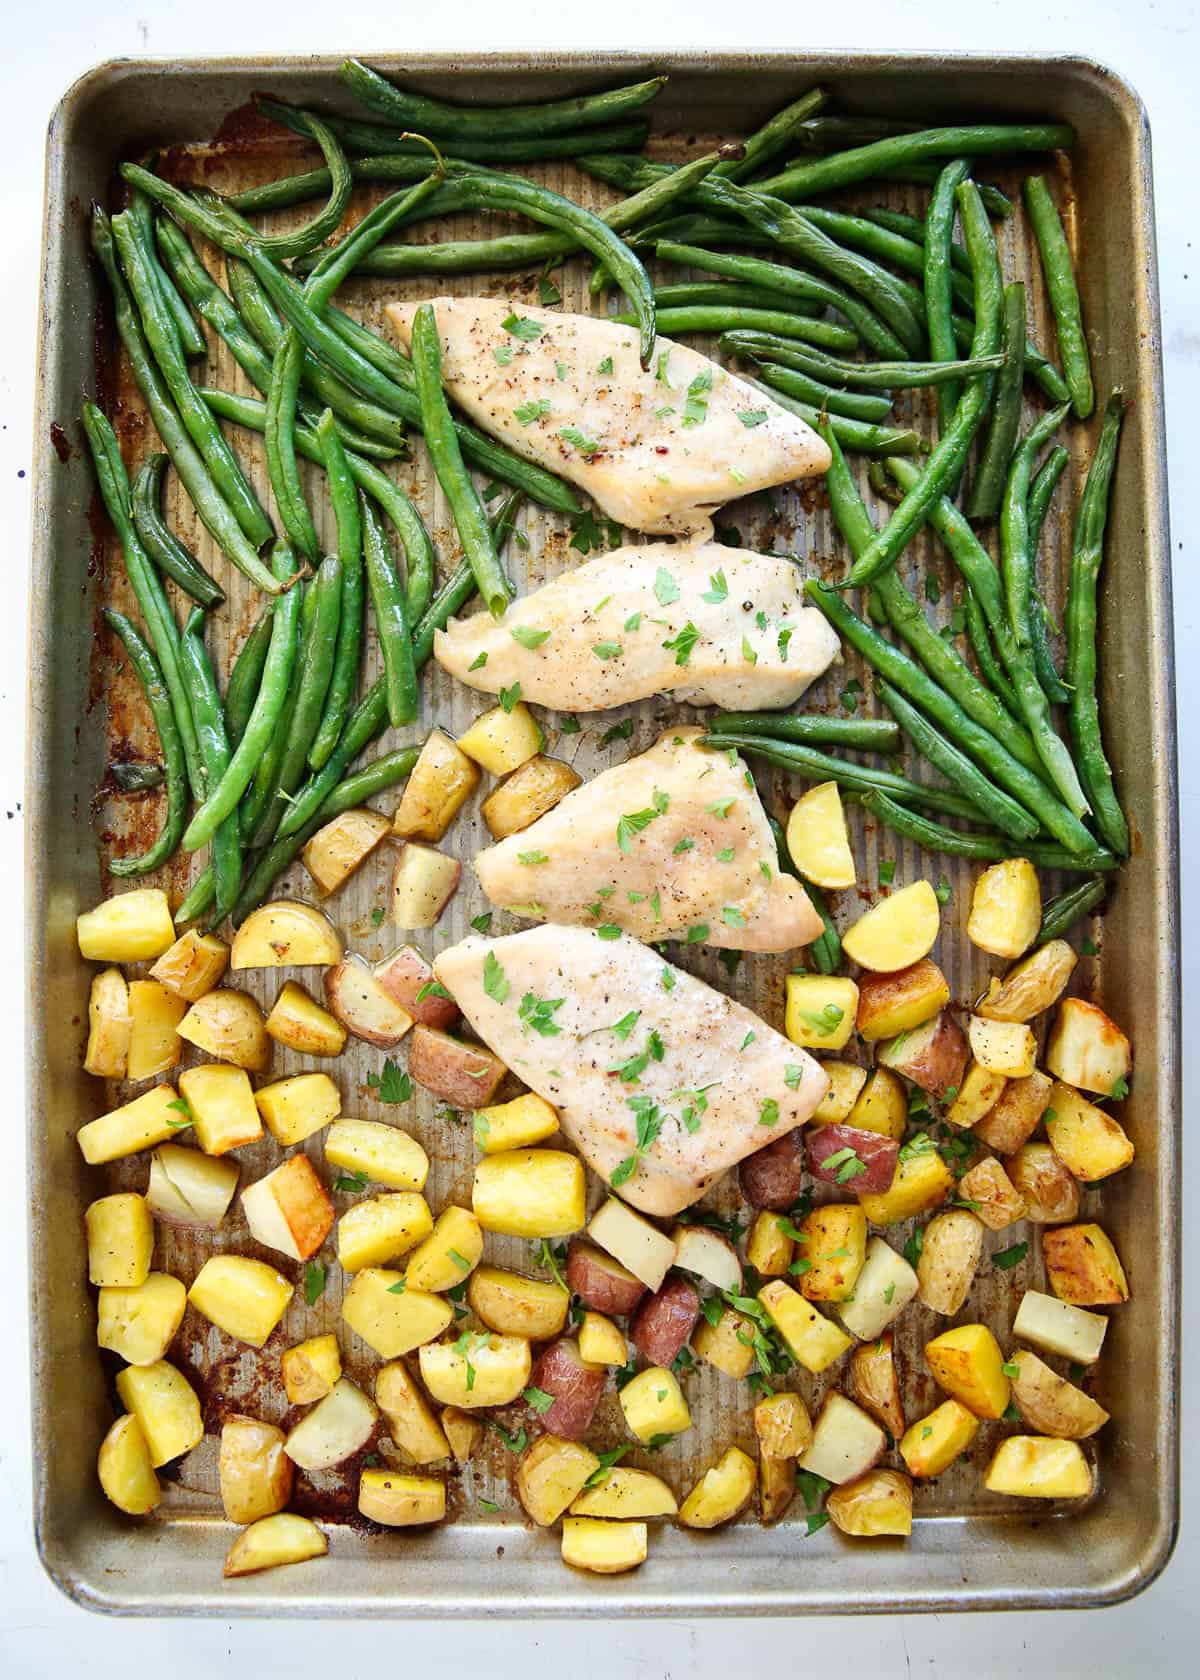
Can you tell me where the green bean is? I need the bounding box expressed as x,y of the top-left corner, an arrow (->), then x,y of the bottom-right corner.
963,585 -> 1021,715
109,761 -> 165,792
968,283 -> 1028,521
700,732 -> 983,822
1026,445 -> 1071,704
923,159 -> 971,434
174,867 -> 217,926
182,545 -> 302,851
877,680 -> 1037,840
240,626 -> 303,848
265,330 -> 320,564
1024,175 -> 1093,419
308,412 -> 365,772
748,378 -> 920,455
130,454 -> 224,607
269,555 -> 344,833
653,281 -> 819,315
128,189 -> 206,361
767,814 -> 840,974
101,609 -> 189,875
754,363 -> 893,423
847,789 -> 1117,872
321,746 -> 423,813
179,608 -> 241,918
225,611 -> 274,748
712,88 -> 828,181
785,116 -> 923,153
865,206 -> 971,271
91,209 -> 282,596
755,122 -> 1074,202
301,150 -> 447,313
720,330 -> 1004,391
245,105 -> 353,260
1038,876 -> 1107,943
362,495 -> 418,727
81,403 -> 205,793
1067,390 -> 1128,855
615,304 -> 858,352
842,183 -> 1003,588
865,167 -> 1013,216
709,712 -> 902,752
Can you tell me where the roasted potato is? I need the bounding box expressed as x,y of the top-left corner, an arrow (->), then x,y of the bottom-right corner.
561,1517 -> 648,1574
457,700 -> 543,774
972,1069 -> 1053,1155
77,887 -> 174,962
337,1191 -> 433,1272
231,900 -> 341,969
754,1390 -> 813,1459
924,1323 -> 1009,1419
284,1377 -> 378,1472
441,1407 -> 482,1463
301,806 -> 391,895
392,728 -> 480,841
324,1118 -> 429,1192
849,1332 -> 904,1437
976,939 -> 1077,1023
149,929 -> 229,1001
619,1366 -> 692,1443
577,1311 -> 627,1368
585,1196 -> 674,1289
1045,998 -> 1131,1097
812,1061 -> 869,1124
373,945 -> 460,1030
843,880 -> 941,972
516,1434 -> 599,1526
124,980 -> 183,1081
784,973 -> 859,1050
967,1014 -> 1037,1079
265,980 -> 347,1056
375,1360 -> 451,1464
631,1274 -> 700,1365
671,1224 -> 742,1292
254,1071 -> 341,1147
97,1273 -> 187,1366
342,1270 -> 453,1358
86,1192 -> 153,1288
281,1334 -> 342,1405
916,1209 -> 985,1316
418,1332 -> 532,1409
97,1414 -> 160,1515
83,968 -> 132,1078
806,1124 -> 899,1196
679,1446 -> 757,1528
177,988 -> 269,1071
220,1415 -> 293,1524
115,1360 -> 203,1467
983,1436 -> 1092,1499
358,1469 -> 445,1527
392,843 -> 462,929
323,957 -> 414,1049
758,1280 -> 852,1374
473,1148 -> 586,1238
76,1084 -> 182,1166
1042,1222 -> 1129,1305
223,1513 -> 327,1578
957,1155 -> 1027,1231
826,1468 -> 912,1537
404,1204 -> 483,1292
1011,1289 -> 1108,1364
180,1063 -> 264,1156
944,1061 -> 1007,1130
798,1203 -> 869,1302
798,1392 -> 886,1485
746,1210 -> 793,1277
876,1009 -> 967,1100
847,1066 -> 908,1139
146,1144 -> 239,1230
857,1147 -> 953,1227
241,1155 -> 334,1263
738,1127 -> 807,1210
1007,1348 -> 1109,1439
786,780 -> 856,889
410,1025 -> 507,1108
188,1255 -> 294,1347
966,858 -> 1040,959
838,1238 -> 919,1341
1008,1141 -> 1081,1224
693,1305 -> 757,1378
473,1092 -> 559,1154
1044,1081 -> 1135,1181
899,1399 -> 979,1477
527,1338 -> 605,1440
855,959 -> 949,1042
468,1264 -> 570,1340
570,1467 -> 677,1520
481,754 -> 582,839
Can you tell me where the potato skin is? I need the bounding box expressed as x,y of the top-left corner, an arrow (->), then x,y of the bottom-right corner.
972,1070 -> 1053,1155
1008,1142 -> 1081,1224
826,1468 -> 913,1537
916,1210 -> 985,1316
957,1155 -> 1026,1231
219,1414 -> 294,1525
373,945 -> 460,1030
1008,1349 -> 1109,1439
407,1025 -> 506,1108
528,1338 -> 606,1440
855,959 -> 949,1042
631,1274 -> 700,1366
565,1241 -> 646,1317
738,1127 -> 806,1211
1042,1223 -> 1129,1305
849,1333 -> 905,1438
878,1009 -> 967,1100
807,1124 -> 898,1195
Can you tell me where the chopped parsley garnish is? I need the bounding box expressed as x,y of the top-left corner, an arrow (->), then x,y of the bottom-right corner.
493,343 -> 514,366
502,312 -> 543,340
387,1275 -> 407,1295
523,1385 -> 556,1414
760,1098 -> 780,1128
784,1064 -> 804,1089
654,566 -> 680,606
723,904 -> 747,927
609,1010 -> 641,1040
483,951 -> 510,1003
592,640 -> 623,660
514,398 -> 551,425
367,1060 -> 412,1103
166,1097 -> 194,1130
559,425 -> 599,457
903,1228 -> 924,1268
596,355 -> 614,375
925,574 -> 941,604
1110,1075 -> 1129,1099
498,682 -> 522,713
777,626 -> 794,662
538,273 -> 562,306
706,796 -> 736,818
470,911 -> 493,935
839,677 -> 863,714
518,991 -> 565,1036
559,714 -> 581,735
333,1170 -> 369,1194
716,846 -> 735,862
595,924 -> 621,940
486,1419 -> 529,1454
662,621 -> 700,666
655,349 -> 673,386
661,967 -> 676,991
583,1445 -> 631,1487
1081,936 -> 1098,956
624,610 -> 642,632
673,837 -> 695,854
702,569 -> 729,604
686,924 -> 709,944
371,905 -> 386,926
934,873 -> 953,906
682,368 -> 713,428
739,408 -> 769,428
414,979 -> 454,1004
878,859 -> 896,886
468,651 -> 488,671
741,634 -> 758,665
304,1261 -> 327,1306
569,509 -> 622,555
993,1240 -> 1029,1270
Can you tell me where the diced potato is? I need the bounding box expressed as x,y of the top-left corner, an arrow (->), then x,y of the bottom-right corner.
966,858 -> 1041,959
188,1255 -> 294,1347
561,1516 -> 648,1574
671,1225 -> 742,1293
799,1203 -> 868,1302
693,1306 -> 756,1378
375,1361 -> 451,1463
231,900 -> 341,970
180,1063 -> 263,1155
747,1210 -> 793,1277
754,1391 -> 813,1459
983,1436 -> 1092,1499
241,1155 -> 334,1263
338,1192 -> 433,1272
77,1083 -> 182,1165
473,1149 -> 586,1239
973,1069 -> 1053,1155
177,988 -> 270,1070
856,959 -> 950,1043
324,1118 -> 429,1192
147,1144 -> 239,1230
125,980 -> 185,1082
342,1269 -> 453,1358
115,1360 -> 203,1466
1045,998 -> 1131,1097
467,1265 -> 569,1340
404,1204 -> 483,1292
516,1434 -> 599,1526
836,1233 -> 921,1340
678,1446 -> 757,1528
265,981 -> 347,1057
97,1274 -> 186,1365
418,1333 -> 532,1409
223,1513 -> 327,1578
442,1407 -> 482,1462
97,1413 -> 161,1515
1044,1081 -> 1135,1181
358,1469 -> 445,1526
843,880 -> 941,972
945,1061 -> 1007,1130
786,781 -> 856,889
976,940 -> 1077,1023
798,1392 -> 886,1485
77,888 -> 174,962
586,1195 -> 675,1289
83,968 -> 132,1078
284,1377 -> 378,1472
619,1366 -> 692,1443
812,1061 -> 869,1123
758,1279 -> 852,1373
925,1323 -> 1009,1419
784,974 -> 859,1050
858,1149 -> 953,1227
899,1399 -> 979,1477
301,807 -> 391,895
916,1209 -> 984,1316
86,1192 -> 153,1287
373,946 -> 460,1030
282,1333 -> 342,1405
759,1452 -> 797,1525
957,1156 -> 1026,1231
968,1015 -> 1036,1078
392,843 -> 462,929
1008,1141 -> 1081,1223
220,1415 -> 293,1524
150,929 -> 230,1001
408,1025 -> 507,1108
1012,1289 -> 1108,1364
473,1092 -> 560,1154
482,754 -> 582,839
570,1467 -> 677,1519
826,1468 -> 913,1537
457,701 -> 542,774
876,1010 -> 967,1100
255,1072 -> 341,1147
1007,1349 -> 1110,1439
848,1332 -> 904,1437
846,1067 -> 907,1140
392,729 -> 480,842
1042,1222 -> 1129,1305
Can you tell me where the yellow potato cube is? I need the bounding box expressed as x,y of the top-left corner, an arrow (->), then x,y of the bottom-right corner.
975,939 -> 1077,1024
337,1192 -> 433,1272
813,1061 -> 869,1124
759,1451 -> 797,1525
786,781 -> 856,889
846,1067 -> 908,1139
177,988 -> 270,1070
392,728 -> 481,841
858,1148 -> 953,1226
957,1156 -> 1027,1231
561,1516 -> 648,1574
188,1255 -> 294,1347
77,1083 -> 182,1165
179,1063 -> 263,1155
571,1467 -> 677,1519
375,1361 -> 452,1463
968,1015 -> 1037,1078
973,1069 -> 1053,1155
404,1204 -> 483,1291
516,1434 -> 600,1526
115,1360 -> 203,1467
85,1192 -> 153,1287
255,1072 -> 341,1146
456,701 -> 543,774
219,1415 -> 294,1524
754,1391 -> 813,1459
125,980 -> 186,1082
757,1279 -> 852,1373
1045,1081 -> 1135,1181
472,1148 -> 586,1238
945,1061 -> 1007,1129
983,1435 -> 1092,1499
301,807 -> 391,895
837,1237 -> 919,1341
856,958 -> 950,1042
77,888 -> 175,962
925,1323 -> 1009,1419
97,1273 -> 187,1365
799,1203 -> 868,1302
798,1392 -> 887,1484
899,1399 -> 980,1477
417,1332 -> 532,1409
966,858 -> 1041,959
230,900 -> 342,969
481,753 -> 581,839
341,1269 -> 453,1358
843,880 -> 941,972
784,974 -> 859,1050
826,1468 -> 913,1537
693,1306 -> 757,1378
146,1144 -> 239,1229
150,929 -> 230,1000
577,1312 -> 627,1367
223,1512 -> 327,1577
324,1118 -> 429,1191
83,968 -> 132,1078
678,1446 -> 757,1529
916,1209 -> 985,1316
265,981 -> 347,1056
97,1413 -> 161,1515
358,1469 -> 445,1526
1045,998 -> 1131,1097
472,1092 -> 560,1153
619,1366 -> 692,1444
441,1407 -> 482,1463
281,1334 -> 342,1405
746,1211 -> 793,1277
1042,1223 -> 1129,1305
467,1266 -> 570,1340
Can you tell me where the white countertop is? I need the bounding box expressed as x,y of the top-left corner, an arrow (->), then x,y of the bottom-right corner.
2,1 -> 1195,1671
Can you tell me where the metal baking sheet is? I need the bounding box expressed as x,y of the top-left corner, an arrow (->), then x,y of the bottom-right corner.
27,50 -> 1178,1616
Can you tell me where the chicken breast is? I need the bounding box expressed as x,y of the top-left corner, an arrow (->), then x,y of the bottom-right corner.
433,926 -> 829,1217
385,297 -> 830,533
434,534 -> 840,712
474,728 -> 822,952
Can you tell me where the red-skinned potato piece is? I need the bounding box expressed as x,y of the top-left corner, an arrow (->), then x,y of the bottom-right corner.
738,1128 -> 806,1211
564,1241 -> 646,1317
373,946 -> 460,1030
807,1125 -> 899,1195
528,1338 -> 606,1440
407,1025 -> 506,1108
878,1010 -> 968,1100
631,1274 -> 700,1366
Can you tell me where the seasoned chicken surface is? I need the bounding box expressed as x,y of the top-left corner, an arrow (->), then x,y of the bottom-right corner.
434,534 -> 839,712
433,926 -> 829,1217
385,297 -> 830,533
474,728 -> 822,952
